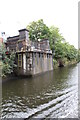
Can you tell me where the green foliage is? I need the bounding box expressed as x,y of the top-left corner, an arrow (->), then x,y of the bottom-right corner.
78,49 -> 80,62
0,45 -> 17,77
27,19 -> 64,51
65,43 -> 77,61
54,40 -> 78,61
54,40 -> 66,59
53,59 -> 57,65
27,19 -> 50,41
49,26 -> 65,50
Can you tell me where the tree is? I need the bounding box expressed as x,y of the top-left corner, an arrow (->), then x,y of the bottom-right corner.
54,40 -> 78,66
0,45 -> 17,77
63,42 -> 77,61
49,26 -> 65,50
27,19 -> 50,41
54,40 -> 66,60
27,19 -> 64,51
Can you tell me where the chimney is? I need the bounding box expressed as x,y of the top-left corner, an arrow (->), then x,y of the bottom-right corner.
19,29 -> 29,40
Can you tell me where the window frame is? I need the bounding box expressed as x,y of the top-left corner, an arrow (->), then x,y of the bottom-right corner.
18,54 -> 22,67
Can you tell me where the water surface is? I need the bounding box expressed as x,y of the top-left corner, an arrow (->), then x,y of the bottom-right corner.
2,64 -> 78,118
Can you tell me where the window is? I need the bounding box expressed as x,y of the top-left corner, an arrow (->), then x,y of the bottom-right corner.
18,54 -> 22,67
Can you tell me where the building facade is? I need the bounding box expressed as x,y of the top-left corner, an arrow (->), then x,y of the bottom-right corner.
6,29 -> 53,76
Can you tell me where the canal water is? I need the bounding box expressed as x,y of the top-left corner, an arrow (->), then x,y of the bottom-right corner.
2,63 -> 78,118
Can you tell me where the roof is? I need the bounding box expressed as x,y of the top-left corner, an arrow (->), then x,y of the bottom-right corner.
18,28 -> 29,32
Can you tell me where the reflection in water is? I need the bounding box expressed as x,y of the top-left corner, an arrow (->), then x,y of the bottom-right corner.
2,64 -> 78,118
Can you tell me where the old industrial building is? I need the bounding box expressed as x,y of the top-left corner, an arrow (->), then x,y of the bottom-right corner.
5,29 -> 53,76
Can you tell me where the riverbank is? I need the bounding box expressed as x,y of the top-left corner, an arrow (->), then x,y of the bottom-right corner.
53,59 -> 78,69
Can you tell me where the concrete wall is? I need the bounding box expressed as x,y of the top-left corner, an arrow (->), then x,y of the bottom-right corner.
32,52 -> 53,75
16,52 -> 53,76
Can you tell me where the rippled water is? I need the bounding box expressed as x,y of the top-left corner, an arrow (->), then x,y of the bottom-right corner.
2,64 -> 78,118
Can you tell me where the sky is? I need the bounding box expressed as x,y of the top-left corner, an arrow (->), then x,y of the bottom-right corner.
0,0 -> 79,48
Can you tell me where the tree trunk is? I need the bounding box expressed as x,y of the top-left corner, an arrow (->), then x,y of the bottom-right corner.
58,59 -> 64,67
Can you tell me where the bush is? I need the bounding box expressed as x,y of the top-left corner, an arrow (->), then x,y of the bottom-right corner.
53,59 -> 57,65
0,45 -> 17,77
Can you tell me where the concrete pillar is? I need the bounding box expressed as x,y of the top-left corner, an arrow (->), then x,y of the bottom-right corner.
23,53 -> 26,73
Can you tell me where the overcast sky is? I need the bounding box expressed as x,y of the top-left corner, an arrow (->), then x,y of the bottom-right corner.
0,0 -> 79,48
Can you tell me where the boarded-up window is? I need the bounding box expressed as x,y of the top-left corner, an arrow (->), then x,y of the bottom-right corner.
18,54 -> 22,67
